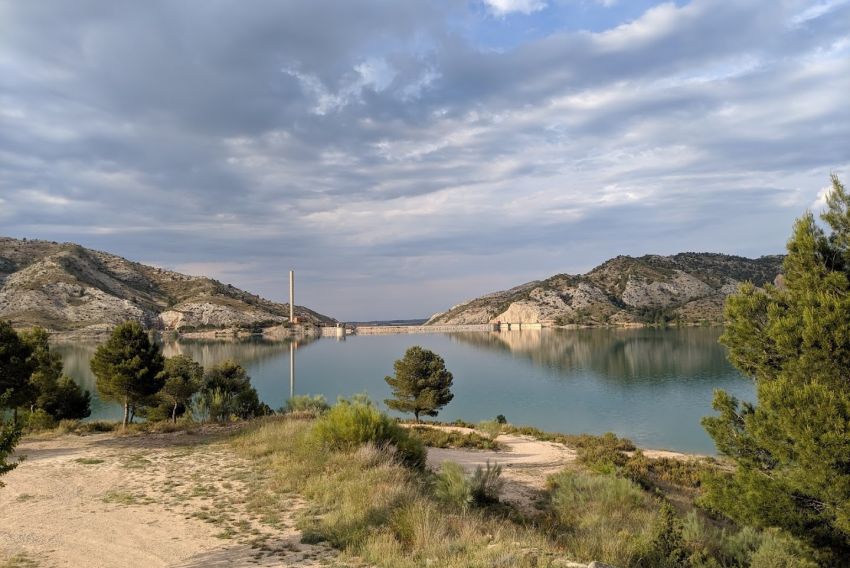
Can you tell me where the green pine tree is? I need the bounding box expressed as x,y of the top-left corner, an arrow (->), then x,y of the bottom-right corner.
702,175 -> 850,558
159,354 -> 203,422
22,327 -> 91,420
0,321 -> 35,423
90,321 -> 164,428
200,360 -> 264,421
384,346 -> 454,422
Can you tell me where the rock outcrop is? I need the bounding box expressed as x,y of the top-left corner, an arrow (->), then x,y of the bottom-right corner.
427,253 -> 783,326
0,237 -> 334,332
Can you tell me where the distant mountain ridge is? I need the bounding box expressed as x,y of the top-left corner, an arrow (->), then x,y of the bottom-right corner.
426,253 -> 784,326
0,237 -> 334,332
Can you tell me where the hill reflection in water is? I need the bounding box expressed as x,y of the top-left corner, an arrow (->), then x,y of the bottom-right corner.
54,329 -> 751,453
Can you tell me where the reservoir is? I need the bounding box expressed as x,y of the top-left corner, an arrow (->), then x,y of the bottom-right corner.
55,327 -> 753,454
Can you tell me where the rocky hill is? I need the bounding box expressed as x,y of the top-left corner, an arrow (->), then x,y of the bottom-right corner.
0,237 -> 334,332
426,253 -> 784,326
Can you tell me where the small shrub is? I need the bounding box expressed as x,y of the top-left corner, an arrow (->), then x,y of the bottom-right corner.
576,432 -> 631,474
749,529 -> 819,568
548,470 -> 657,565
433,461 -> 473,510
495,414 -> 507,424
469,460 -> 503,505
477,419 -> 502,441
433,460 -> 503,510
312,397 -> 425,469
283,394 -> 329,414
641,502 -> 688,567
24,408 -> 56,432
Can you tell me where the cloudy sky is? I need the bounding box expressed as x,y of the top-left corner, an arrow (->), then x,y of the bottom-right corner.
1,0 -> 848,320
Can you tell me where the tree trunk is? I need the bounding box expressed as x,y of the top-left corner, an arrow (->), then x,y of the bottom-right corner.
13,407 -> 18,425
122,398 -> 129,429
172,402 -> 178,423
414,410 -> 420,424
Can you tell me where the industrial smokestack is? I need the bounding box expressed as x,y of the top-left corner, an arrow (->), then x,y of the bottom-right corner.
289,270 -> 294,323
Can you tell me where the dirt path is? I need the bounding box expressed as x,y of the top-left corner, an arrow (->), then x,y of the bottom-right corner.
0,430 -> 346,568
422,425 -> 700,509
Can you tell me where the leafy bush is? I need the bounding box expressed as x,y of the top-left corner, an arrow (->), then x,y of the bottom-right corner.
283,394 -> 329,414
197,360 -> 267,422
312,397 -> 425,469
23,408 -> 56,432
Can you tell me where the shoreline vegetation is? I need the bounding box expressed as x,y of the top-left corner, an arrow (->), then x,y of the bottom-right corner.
2,407 -> 817,568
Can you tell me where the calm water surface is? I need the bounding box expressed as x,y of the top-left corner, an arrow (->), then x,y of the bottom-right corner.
54,328 -> 753,454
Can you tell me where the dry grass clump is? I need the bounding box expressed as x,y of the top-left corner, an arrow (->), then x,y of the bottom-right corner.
408,426 -> 500,450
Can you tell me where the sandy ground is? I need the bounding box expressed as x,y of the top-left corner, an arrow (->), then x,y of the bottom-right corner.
0,429 -> 347,568
422,425 -> 699,510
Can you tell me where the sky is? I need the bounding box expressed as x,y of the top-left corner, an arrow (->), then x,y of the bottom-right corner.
1,0 -> 849,321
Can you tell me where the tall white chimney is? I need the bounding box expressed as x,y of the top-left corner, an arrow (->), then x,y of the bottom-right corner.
289,270 -> 294,323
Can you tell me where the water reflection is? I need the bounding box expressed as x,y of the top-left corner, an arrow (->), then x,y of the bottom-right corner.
451,328 -> 733,382
52,329 -> 752,453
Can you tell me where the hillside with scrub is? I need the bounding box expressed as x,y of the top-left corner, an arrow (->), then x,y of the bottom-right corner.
427,253 -> 783,327
0,237 -> 333,333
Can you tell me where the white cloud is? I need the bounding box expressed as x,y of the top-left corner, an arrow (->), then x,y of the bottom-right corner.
482,0 -> 547,16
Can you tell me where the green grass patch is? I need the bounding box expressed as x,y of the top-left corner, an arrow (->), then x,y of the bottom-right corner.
74,458 -> 105,465
102,490 -> 142,505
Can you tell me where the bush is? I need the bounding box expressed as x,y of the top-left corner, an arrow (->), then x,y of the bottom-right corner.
433,460 -> 503,511
23,408 -> 56,432
495,414 -> 507,424
312,397 -> 425,469
548,470 -> 657,566
749,529 -> 819,568
283,394 -> 329,414
576,431 -> 632,474
433,461 -> 473,509
477,419 -> 502,441
197,361 -> 268,422
469,460 -> 503,505
623,451 -> 713,490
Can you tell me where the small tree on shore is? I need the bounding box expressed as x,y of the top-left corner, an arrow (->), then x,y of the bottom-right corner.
199,360 -> 265,421
22,327 -> 90,420
384,346 -> 454,423
159,355 -> 203,422
703,175 -> 850,558
90,321 -> 164,428
0,321 -> 35,423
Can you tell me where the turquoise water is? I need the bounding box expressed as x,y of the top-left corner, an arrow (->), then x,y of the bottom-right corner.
54,328 -> 753,454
